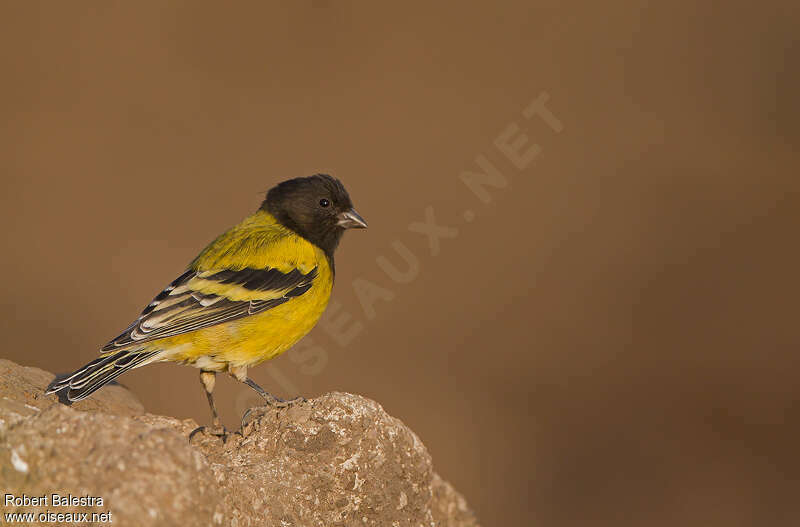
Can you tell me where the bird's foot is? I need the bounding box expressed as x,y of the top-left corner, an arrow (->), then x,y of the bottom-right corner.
263,393 -> 307,408
239,395 -> 307,434
189,423 -> 231,444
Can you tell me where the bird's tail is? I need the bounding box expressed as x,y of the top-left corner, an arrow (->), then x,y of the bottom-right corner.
46,348 -> 161,402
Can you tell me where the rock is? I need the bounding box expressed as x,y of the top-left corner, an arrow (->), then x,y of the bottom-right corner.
0,358 -> 145,418
430,473 -> 482,527
0,360 -> 480,527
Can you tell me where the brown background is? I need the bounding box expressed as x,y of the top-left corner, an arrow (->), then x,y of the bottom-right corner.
1,2 -> 798,525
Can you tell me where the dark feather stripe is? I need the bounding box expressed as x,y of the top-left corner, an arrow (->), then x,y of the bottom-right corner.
65,351 -> 159,401
100,266 -> 317,351
46,349 -> 159,401
125,297 -> 290,342
140,269 -> 195,316
46,350 -> 127,392
248,297 -> 291,313
202,266 -> 317,291
285,282 -> 313,297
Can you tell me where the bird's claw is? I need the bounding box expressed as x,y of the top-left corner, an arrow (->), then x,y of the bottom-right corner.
189,424 -> 231,444
239,395 -> 307,433
264,394 -> 307,408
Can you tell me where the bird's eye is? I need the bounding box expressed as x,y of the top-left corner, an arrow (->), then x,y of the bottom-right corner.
319,198 -> 330,207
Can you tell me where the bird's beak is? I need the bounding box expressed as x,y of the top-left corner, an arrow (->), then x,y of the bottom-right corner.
337,208 -> 368,229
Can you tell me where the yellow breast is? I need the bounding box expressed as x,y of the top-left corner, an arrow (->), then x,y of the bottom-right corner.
160,248 -> 332,369
194,249 -> 333,367
145,210 -> 335,370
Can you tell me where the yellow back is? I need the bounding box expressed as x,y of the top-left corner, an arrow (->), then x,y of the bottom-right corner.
191,210 -> 319,275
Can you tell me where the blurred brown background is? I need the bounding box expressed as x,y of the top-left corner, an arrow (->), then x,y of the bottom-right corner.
2,1 -> 799,525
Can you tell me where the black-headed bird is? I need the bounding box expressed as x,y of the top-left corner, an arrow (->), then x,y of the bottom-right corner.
47,174 -> 366,432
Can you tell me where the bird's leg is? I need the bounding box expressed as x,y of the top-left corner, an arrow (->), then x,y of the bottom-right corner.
230,365 -> 306,430
189,370 -> 228,441
230,365 -> 306,406
245,377 -> 308,406
200,370 -> 222,429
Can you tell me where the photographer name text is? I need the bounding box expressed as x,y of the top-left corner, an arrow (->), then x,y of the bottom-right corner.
4,493 -> 104,507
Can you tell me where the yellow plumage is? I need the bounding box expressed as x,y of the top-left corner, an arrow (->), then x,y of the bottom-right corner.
140,210 -> 334,370
47,173 -> 366,431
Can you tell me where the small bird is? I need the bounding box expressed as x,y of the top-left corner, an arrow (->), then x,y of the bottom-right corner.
47,174 -> 366,432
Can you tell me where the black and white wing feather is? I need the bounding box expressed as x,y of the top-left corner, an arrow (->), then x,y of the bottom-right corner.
101,266 -> 317,351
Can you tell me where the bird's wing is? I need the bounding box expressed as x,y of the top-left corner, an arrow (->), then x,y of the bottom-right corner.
100,212 -> 323,351
101,265 -> 318,351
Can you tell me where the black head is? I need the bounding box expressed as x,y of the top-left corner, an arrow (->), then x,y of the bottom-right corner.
261,174 -> 367,261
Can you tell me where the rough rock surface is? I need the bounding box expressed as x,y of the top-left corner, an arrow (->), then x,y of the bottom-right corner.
0,359 -> 480,526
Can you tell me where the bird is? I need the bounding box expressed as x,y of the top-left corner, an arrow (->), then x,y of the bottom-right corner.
46,174 -> 366,434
